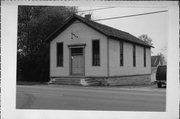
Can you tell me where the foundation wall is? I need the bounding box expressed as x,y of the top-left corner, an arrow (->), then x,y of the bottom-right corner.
95,74 -> 151,86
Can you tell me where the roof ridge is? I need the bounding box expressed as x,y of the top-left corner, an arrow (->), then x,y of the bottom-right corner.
75,15 -> 129,34
75,15 -> 152,47
46,14 -> 153,48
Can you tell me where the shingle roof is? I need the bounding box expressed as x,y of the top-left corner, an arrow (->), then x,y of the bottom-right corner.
46,14 -> 152,47
151,55 -> 163,67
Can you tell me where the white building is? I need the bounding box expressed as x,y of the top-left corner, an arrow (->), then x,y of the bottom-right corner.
46,14 -> 152,86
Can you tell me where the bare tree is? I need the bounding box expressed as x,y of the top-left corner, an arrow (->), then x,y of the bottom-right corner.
157,52 -> 167,65
139,34 -> 153,55
139,34 -> 153,46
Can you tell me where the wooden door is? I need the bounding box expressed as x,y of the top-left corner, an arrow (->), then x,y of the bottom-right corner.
71,48 -> 84,75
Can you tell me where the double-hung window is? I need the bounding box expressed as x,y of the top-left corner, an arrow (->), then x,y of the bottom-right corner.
120,40 -> 124,66
92,40 -> 100,66
57,42 -> 63,67
143,47 -> 146,67
133,44 -> 136,67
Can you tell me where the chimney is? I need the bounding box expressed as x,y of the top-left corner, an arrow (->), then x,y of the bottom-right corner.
85,14 -> 91,20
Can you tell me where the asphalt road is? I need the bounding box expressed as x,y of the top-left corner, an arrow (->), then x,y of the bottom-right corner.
16,85 -> 166,111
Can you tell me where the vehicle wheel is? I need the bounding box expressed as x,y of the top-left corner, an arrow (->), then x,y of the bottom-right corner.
157,83 -> 162,88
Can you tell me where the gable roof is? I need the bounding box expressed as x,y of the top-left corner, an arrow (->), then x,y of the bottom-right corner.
151,55 -> 163,67
46,14 -> 152,48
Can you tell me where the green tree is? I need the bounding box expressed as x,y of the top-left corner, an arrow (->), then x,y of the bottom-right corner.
18,6 -> 45,56
17,6 -> 78,82
18,6 -> 77,56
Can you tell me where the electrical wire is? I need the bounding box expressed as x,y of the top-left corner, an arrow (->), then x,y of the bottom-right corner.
93,10 -> 168,22
77,6 -> 117,13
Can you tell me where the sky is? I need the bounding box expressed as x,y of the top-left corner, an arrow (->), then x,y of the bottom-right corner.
78,7 -> 168,60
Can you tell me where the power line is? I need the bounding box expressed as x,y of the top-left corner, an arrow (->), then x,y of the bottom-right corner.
73,10 -> 168,24
93,10 -> 168,22
77,6 -> 117,13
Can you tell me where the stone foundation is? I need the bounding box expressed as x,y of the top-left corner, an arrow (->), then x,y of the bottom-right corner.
94,74 -> 151,86
49,74 -> 151,86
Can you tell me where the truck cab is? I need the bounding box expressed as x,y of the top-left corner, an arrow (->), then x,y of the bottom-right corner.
156,65 -> 167,88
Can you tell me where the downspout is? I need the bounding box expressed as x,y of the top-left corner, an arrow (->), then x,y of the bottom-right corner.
104,36 -> 110,86
107,36 -> 110,78
48,42 -> 52,84
150,47 -> 152,75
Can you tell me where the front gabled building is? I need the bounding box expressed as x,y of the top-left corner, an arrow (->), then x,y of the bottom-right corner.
151,55 -> 164,67
46,14 -> 152,86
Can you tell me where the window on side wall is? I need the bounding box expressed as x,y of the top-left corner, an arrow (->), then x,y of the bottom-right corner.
120,40 -> 124,66
133,44 -> 136,67
57,42 -> 63,67
144,47 -> 146,67
92,40 -> 100,66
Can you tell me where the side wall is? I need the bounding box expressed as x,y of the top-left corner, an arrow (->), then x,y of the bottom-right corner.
108,38 -> 151,76
50,20 -> 108,77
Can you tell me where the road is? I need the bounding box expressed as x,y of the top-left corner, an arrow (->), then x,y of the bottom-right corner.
16,85 -> 166,111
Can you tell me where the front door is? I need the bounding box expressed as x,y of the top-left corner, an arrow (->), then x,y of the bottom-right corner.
70,48 -> 84,75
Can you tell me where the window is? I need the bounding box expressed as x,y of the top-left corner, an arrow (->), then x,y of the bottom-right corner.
144,47 -> 146,67
120,40 -> 124,66
133,44 -> 136,67
57,42 -> 63,67
92,40 -> 100,66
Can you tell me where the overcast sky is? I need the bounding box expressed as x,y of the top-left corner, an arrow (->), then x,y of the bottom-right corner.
78,7 -> 168,59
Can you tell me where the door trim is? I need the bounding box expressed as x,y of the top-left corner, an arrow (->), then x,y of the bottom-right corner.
69,46 -> 85,76
68,44 -> 86,48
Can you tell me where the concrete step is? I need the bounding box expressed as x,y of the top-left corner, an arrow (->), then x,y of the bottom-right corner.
84,78 -> 100,86
49,77 -> 81,85
49,77 -> 101,86
53,79 -> 80,82
50,81 -> 81,85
